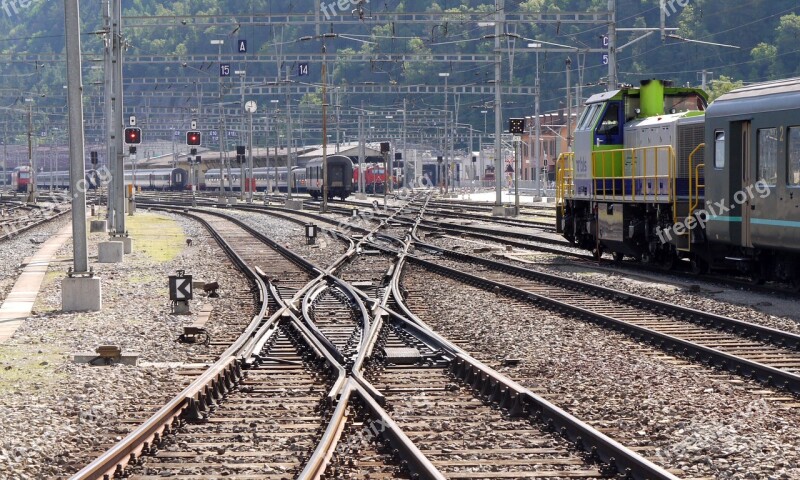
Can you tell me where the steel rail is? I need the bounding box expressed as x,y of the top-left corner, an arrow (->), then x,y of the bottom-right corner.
72,205 -> 358,479
352,208 -> 681,480
380,299 -> 679,480
415,239 -> 800,353
322,199 -> 682,480
402,243 -> 800,395
70,210 -> 273,479
0,206 -> 71,241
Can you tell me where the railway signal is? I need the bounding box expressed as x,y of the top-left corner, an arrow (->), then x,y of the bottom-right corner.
124,127 -> 142,145
508,118 -> 525,134
186,131 -> 201,146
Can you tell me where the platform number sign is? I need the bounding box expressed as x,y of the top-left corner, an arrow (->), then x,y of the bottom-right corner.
238,39 -> 247,53
220,63 -> 231,77
169,274 -> 193,301
298,63 -> 309,77
601,35 -> 609,65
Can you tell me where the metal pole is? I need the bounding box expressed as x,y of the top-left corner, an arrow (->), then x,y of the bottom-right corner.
566,57 -> 573,150
112,0 -> 124,233
247,110 -> 253,203
608,0 -> 617,91
27,104 -> 35,204
2,124 -> 6,189
534,51 -> 542,198
514,139 -> 519,214
286,66 -> 294,200
214,40 -> 225,199
239,72 -> 245,201
383,151 -> 387,208
494,0 -> 504,207
443,74 -> 449,195
321,40 -> 328,212
335,89 -> 341,153
468,124 -> 473,183
387,117 -> 393,194
64,0 -> 88,274
478,129 -> 483,184
264,103 -> 271,194
402,98 -> 408,189
358,108 -> 364,195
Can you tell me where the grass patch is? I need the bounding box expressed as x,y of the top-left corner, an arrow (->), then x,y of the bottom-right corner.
0,344 -> 64,393
125,212 -> 186,263
128,273 -> 158,285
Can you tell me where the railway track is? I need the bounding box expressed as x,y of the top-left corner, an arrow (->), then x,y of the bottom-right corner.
397,238 -> 800,396
127,322 -> 339,479
69,208 -> 336,479
143,193 -> 800,298
365,324 -> 615,479
73,199 -> 679,480
0,201 -> 70,241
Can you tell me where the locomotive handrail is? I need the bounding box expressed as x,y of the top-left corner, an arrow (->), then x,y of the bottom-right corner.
591,145 -> 676,203
675,143 -> 706,253
555,152 -> 574,206
688,143 -> 706,215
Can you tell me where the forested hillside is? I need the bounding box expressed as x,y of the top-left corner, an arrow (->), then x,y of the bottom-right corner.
0,0 -> 797,138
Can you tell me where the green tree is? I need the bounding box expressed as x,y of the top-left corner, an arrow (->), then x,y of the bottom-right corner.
750,42 -> 778,81
707,75 -> 744,102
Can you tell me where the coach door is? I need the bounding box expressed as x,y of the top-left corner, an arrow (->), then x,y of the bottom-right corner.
732,120 -> 754,248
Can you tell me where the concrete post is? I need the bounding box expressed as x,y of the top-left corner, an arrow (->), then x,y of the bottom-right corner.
112,0 -> 125,235
63,0 -> 101,311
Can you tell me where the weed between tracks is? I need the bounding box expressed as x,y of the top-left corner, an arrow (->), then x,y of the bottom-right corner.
0,344 -> 63,394
124,213 -> 186,262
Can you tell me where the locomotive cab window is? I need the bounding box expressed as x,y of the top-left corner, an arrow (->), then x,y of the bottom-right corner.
595,102 -> 622,145
577,104 -> 601,130
789,127 -> 800,187
757,128 -> 778,187
714,131 -> 725,169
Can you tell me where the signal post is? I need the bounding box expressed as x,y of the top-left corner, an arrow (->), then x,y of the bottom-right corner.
186,128 -> 202,207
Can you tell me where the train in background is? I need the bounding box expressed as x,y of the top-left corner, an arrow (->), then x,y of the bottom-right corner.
306,155 -> 353,200
12,166 -> 188,192
124,168 -> 188,191
353,164 -> 402,193
203,167 -> 307,193
556,77 -> 800,287
10,166 -> 31,192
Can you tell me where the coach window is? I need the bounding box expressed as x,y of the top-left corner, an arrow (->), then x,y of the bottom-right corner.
757,128 -> 778,186
714,131 -> 725,168
789,127 -> 800,186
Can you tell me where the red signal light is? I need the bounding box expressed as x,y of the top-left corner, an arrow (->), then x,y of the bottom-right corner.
124,127 -> 142,145
186,131 -> 201,146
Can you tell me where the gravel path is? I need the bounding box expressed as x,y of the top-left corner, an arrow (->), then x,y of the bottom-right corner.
0,210 -> 253,478
401,264 -> 800,479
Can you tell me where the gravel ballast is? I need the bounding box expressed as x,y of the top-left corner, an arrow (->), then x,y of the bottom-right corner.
0,210 -> 253,478
401,264 -> 800,479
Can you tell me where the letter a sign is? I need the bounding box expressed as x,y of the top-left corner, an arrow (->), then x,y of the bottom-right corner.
238,39 -> 247,53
